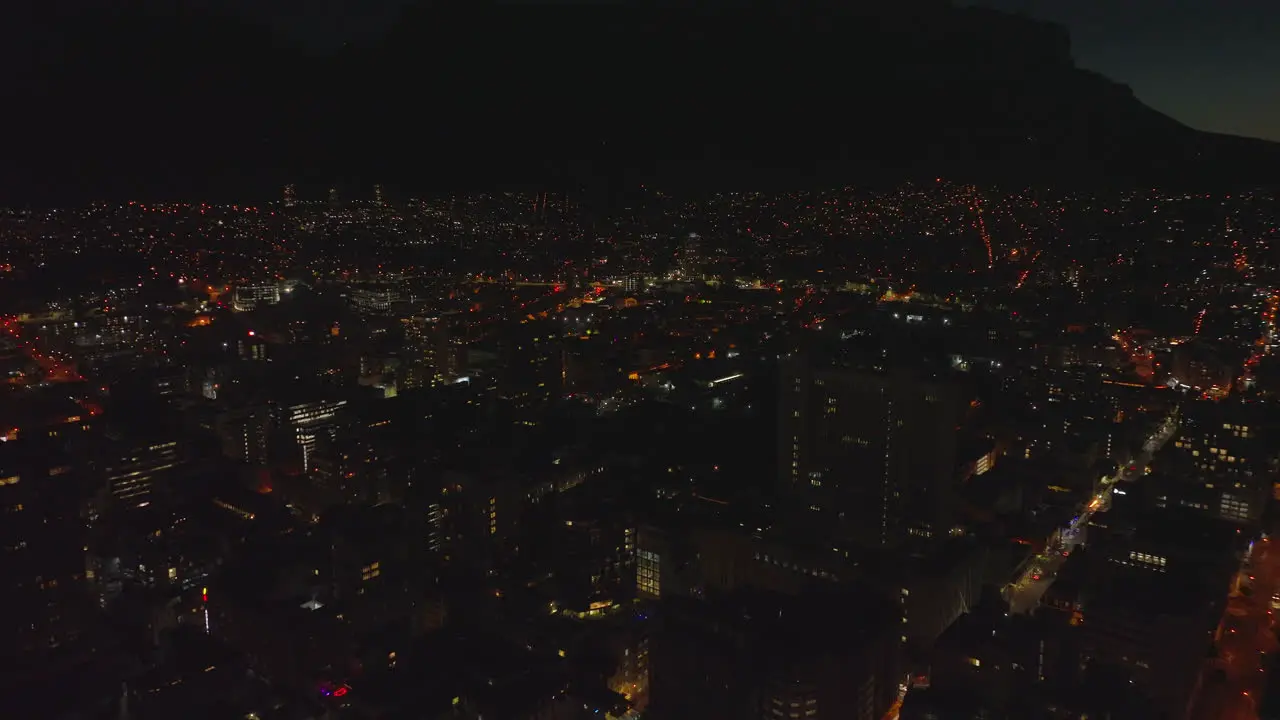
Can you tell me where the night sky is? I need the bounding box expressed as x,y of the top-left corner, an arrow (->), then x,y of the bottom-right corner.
8,1 -> 1277,144
969,0 -> 1280,142
3,0 -> 1277,203
222,0 -> 1280,143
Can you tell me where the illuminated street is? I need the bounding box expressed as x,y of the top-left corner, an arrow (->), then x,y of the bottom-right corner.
1192,538 -> 1280,720
1,316 -> 82,384
1006,415 -> 1179,614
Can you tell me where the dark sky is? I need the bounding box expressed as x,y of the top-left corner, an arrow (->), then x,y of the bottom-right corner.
226,0 -> 1279,143
4,0 -> 1277,203
970,0 -> 1280,141
9,1 -> 1275,143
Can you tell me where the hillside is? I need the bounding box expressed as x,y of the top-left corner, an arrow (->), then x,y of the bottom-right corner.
6,0 -> 1278,201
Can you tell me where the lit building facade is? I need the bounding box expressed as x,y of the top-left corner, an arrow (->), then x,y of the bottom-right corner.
677,233 -> 702,280
350,283 -> 403,314
1167,403 -> 1273,525
273,399 -> 348,473
102,439 -> 179,509
231,283 -> 281,312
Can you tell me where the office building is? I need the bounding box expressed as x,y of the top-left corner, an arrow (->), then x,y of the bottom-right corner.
101,437 -> 180,510
273,398 -> 348,473
1166,402 -> 1272,525
349,282 -> 403,314
231,283 -> 281,312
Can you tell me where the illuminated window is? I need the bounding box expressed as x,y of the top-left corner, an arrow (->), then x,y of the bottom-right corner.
637,549 -> 661,598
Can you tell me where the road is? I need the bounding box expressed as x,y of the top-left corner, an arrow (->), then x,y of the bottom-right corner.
1242,291 -> 1277,385
1006,414 -> 1179,614
1192,539 -> 1280,720
1,317 -> 82,384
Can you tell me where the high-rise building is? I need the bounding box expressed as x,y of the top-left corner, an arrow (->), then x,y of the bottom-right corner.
328,186 -> 340,207
403,315 -> 459,386
678,233 -> 702,280
101,438 -> 180,510
0,434 -> 94,662
373,184 -> 384,205
215,406 -> 268,466
283,183 -> 296,207
778,355 -> 968,548
273,398 -> 348,473
1165,402 -> 1270,525
500,323 -> 564,413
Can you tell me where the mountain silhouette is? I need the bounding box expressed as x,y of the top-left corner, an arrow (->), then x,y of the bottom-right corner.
6,0 -> 1278,202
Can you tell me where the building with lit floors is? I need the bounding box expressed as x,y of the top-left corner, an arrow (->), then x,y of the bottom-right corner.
677,233 -> 703,280
231,283 -> 281,312
237,333 -> 268,361
1164,401 -> 1274,526
213,405 -> 269,466
778,354 -> 972,548
349,281 -> 404,314
95,427 -> 183,512
402,314 -> 461,387
271,397 -> 348,473
0,433 -> 95,666
648,589 -> 900,720
418,466 -> 521,575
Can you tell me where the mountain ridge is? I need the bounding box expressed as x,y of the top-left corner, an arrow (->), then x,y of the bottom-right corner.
5,0 -> 1278,202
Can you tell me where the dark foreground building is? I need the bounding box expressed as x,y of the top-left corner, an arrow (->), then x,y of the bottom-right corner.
649,588 -> 901,720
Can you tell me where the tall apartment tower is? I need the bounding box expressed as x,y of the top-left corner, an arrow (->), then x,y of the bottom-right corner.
678,233 -> 702,280
283,184 -> 296,208
328,186 -> 340,207
373,184 -> 384,205
778,354 -> 967,548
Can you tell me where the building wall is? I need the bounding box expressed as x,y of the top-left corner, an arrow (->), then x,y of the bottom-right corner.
778,356 -> 965,548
